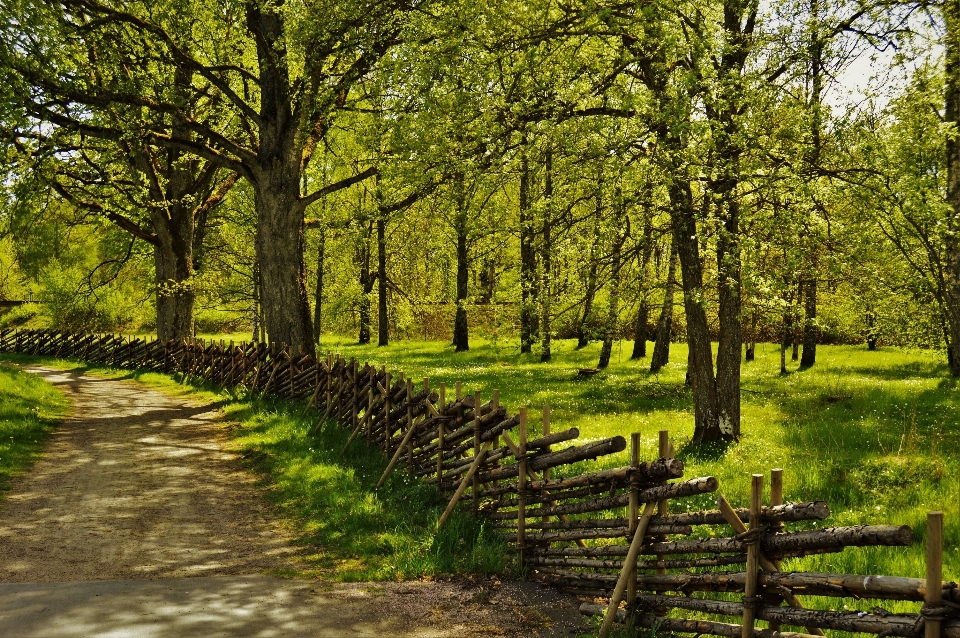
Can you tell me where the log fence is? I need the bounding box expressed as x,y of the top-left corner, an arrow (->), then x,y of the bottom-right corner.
1,328 -> 955,638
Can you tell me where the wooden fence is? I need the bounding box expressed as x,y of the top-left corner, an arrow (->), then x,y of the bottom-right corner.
0,328 -> 955,638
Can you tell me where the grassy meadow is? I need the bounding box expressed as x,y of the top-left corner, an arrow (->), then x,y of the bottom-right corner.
5,337 -> 958,622
321,337 -> 960,587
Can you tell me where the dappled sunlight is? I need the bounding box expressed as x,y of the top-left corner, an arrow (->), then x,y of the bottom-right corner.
0,367 -> 298,583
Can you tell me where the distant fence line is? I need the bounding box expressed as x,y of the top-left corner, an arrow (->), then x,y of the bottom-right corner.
1,328 -> 955,638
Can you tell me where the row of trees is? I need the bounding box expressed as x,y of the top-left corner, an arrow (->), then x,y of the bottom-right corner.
0,0 -> 956,444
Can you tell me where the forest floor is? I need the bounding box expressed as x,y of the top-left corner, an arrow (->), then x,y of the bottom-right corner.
0,365 -> 587,637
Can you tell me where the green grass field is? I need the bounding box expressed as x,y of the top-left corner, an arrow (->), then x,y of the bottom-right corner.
7,337 -> 957,623
321,338 -> 959,587
0,364 -> 69,495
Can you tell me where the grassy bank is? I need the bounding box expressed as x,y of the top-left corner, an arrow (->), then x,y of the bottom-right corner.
0,364 -> 69,494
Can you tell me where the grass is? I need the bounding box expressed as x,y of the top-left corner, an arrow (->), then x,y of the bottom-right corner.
0,353 -> 510,583
0,364 -> 69,495
6,336 -> 958,631
317,337 -> 959,589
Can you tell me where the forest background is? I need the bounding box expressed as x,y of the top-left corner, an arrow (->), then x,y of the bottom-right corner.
0,0 -> 957,446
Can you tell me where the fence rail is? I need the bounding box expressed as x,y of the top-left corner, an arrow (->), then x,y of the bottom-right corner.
1,328 -> 954,638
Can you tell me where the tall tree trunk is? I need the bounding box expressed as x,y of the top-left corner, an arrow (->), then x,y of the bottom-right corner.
153,203 -> 195,342
715,195 -> 742,440
541,146 -> 553,363
598,201 -> 625,369
247,5 -> 314,353
578,213 -> 602,349
519,136 -> 539,353
801,273 -> 818,367
577,170 -> 603,349
452,172 -> 470,352
669,179 -> 721,442
800,0 -> 823,369
357,224 -> 374,345
792,280 -> 801,361
378,215 -> 389,346
313,224 -> 325,346
650,240 -> 678,373
865,309 -> 877,351
631,205 -> 654,360
944,0 -> 960,376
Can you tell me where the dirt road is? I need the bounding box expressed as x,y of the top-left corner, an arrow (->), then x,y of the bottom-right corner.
0,366 -> 585,637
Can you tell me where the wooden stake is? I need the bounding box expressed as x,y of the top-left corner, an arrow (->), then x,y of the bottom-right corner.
456,380 -> 462,401
926,511 -> 944,638
769,468 -> 785,631
473,391 -> 481,513
436,440 -> 493,528
518,407 -> 528,557
628,432 -> 640,608
716,493 -> 825,636
657,429 -> 670,575
377,417 -> 420,488
384,372 -> 392,456
598,501 -> 657,638
407,379 -> 415,469
742,474 -> 763,638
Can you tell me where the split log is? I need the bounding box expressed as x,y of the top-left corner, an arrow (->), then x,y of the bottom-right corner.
476,437 -> 628,484
530,554 -> 749,571
580,604 -> 824,638
630,594 -> 960,638
474,460 -> 685,499
491,476 -> 718,520
500,524 -> 691,544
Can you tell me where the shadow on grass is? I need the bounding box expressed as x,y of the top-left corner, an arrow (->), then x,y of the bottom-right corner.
224,396 -> 512,581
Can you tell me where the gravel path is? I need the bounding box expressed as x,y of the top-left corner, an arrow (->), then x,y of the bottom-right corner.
0,366 -> 298,582
0,366 -> 587,637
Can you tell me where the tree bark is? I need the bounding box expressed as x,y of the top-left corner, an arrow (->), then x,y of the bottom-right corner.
598,201 -> 625,369
378,215 -> 389,347
313,224 -> 325,346
716,195 -> 742,439
670,181 -> 721,442
578,216 -> 602,349
247,5 -> 314,353
631,209 -> 654,360
801,274 -> 818,367
453,172 -> 470,352
152,201 -> 196,342
357,222 -> 374,345
650,239 -> 678,373
944,0 -> 960,376
540,146 -> 553,362
519,135 -> 539,353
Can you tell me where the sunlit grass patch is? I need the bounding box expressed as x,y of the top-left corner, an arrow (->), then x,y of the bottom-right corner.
0,362 -> 69,494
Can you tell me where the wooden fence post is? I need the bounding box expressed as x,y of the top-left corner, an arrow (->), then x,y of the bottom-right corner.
768,467 -> 785,632
926,511 -> 944,638
657,429 -> 670,575
384,372 -> 392,457
437,382 -> 446,488
627,432 -> 640,608
472,391 -> 481,513
742,474 -> 763,638
518,407 -> 528,562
